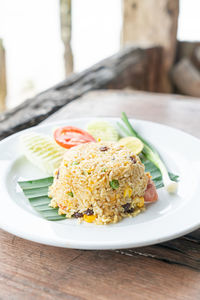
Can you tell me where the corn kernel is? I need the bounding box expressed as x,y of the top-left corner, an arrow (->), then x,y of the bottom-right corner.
83,214 -> 96,223
146,172 -> 152,179
124,187 -> 133,198
134,196 -> 144,208
67,202 -> 72,208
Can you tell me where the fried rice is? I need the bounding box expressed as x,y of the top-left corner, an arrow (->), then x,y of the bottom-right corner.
49,141 -> 149,224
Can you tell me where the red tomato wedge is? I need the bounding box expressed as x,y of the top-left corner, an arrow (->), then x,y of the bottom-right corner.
54,126 -> 96,149
144,180 -> 158,203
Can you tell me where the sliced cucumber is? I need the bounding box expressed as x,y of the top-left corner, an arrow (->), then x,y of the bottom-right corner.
20,133 -> 65,175
86,121 -> 119,142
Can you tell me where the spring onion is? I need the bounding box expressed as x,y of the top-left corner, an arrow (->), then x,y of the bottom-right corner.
72,161 -> 79,165
109,179 -> 119,190
117,112 -> 178,194
68,192 -> 74,197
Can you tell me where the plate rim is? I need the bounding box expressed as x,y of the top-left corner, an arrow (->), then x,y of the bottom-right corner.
0,117 -> 200,250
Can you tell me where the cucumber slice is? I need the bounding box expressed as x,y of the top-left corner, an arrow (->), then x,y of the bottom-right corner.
86,121 -> 119,142
20,133 -> 65,175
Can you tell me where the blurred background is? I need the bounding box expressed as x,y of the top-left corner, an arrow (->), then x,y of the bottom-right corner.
0,0 -> 200,111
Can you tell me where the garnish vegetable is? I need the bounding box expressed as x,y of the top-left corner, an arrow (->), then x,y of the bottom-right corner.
117,113 -> 178,194
20,133 -> 65,175
118,136 -> 144,155
54,126 -> 96,149
86,121 -> 119,141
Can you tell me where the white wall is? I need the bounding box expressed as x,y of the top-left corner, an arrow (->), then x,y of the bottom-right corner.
72,0 -> 122,72
0,0 -> 64,107
178,0 -> 200,41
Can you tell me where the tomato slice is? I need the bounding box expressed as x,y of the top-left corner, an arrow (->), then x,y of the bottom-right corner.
54,126 -> 96,149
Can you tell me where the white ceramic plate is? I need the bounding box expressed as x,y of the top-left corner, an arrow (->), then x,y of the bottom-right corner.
0,118 -> 200,250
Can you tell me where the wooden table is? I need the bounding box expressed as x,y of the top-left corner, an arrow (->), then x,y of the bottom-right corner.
0,90 -> 200,300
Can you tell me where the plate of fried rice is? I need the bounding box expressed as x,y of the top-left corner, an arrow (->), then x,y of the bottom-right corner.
0,117 -> 200,249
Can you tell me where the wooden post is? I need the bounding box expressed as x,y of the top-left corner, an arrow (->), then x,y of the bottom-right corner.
0,39 -> 6,111
192,46 -> 200,71
122,0 -> 179,92
60,0 -> 74,75
177,41 -> 200,63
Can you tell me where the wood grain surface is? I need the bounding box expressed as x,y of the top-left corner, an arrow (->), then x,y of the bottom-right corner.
45,90 -> 200,139
0,90 -> 200,300
0,46 -> 163,140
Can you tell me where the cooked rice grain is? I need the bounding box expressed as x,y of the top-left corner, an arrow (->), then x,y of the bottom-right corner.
49,142 -> 149,224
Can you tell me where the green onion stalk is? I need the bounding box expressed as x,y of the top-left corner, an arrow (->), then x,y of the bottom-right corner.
117,112 -> 178,194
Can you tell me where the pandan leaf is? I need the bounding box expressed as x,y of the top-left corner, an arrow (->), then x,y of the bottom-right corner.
18,177 -> 65,221
18,159 -> 179,221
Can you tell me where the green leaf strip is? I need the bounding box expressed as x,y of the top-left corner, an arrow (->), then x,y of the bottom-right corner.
19,176 -> 65,221
18,159 -> 179,221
